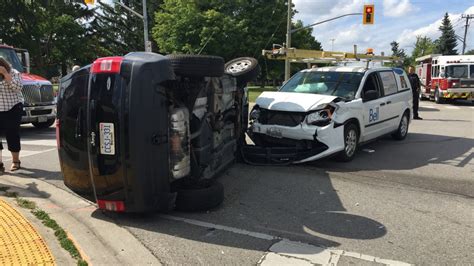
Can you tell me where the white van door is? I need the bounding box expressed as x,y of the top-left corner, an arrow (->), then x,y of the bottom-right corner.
378,70 -> 403,132
361,72 -> 391,141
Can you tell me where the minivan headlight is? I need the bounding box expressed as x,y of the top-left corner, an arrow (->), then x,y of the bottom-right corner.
306,110 -> 331,125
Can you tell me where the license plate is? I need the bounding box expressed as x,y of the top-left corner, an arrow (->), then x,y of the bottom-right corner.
266,127 -> 283,138
99,122 -> 115,155
38,116 -> 47,122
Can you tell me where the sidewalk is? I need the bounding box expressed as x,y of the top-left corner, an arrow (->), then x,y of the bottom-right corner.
0,173 -> 161,265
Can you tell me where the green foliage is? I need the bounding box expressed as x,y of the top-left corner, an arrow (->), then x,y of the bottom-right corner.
390,41 -> 409,68
435,13 -> 458,55
153,0 -> 321,82
465,49 -> 474,55
0,0 -> 97,78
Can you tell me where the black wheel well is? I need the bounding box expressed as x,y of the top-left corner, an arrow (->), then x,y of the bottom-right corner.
344,118 -> 361,139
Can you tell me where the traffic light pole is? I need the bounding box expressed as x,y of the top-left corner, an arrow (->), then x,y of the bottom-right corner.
284,11 -> 364,81
114,0 -> 151,52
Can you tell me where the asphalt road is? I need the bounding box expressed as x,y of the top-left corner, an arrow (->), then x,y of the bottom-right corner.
3,99 -> 473,265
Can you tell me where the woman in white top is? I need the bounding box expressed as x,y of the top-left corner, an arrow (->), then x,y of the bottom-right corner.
0,57 -> 24,172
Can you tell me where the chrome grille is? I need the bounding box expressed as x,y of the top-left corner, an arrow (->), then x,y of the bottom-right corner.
22,84 -> 54,104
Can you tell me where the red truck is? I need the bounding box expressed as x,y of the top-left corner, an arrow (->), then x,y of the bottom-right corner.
415,54 -> 474,104
0,44 -> 56,128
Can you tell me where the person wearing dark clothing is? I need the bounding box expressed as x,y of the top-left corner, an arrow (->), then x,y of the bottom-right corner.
0,57 -> 24,173
407,66 -> 422,120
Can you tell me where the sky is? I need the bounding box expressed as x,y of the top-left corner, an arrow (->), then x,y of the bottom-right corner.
292,0 -> 474,56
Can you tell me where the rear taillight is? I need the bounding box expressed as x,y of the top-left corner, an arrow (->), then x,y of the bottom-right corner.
55,119 -> 60,148
97,200 -> 125,212
91,56 -> 123,74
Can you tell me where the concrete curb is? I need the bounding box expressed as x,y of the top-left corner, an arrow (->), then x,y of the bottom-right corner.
0,174 -> 161,265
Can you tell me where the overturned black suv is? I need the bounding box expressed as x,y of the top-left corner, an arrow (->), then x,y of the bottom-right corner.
57,53 -> 259,212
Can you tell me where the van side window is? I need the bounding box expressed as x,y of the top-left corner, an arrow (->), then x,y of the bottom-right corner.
361,73 -> 381,100
379,71 -> 398,95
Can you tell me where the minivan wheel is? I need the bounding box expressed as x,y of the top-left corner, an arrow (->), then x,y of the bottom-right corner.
32,119 -> 55,129
167,54 -> 224,78
391,112 -> 409,140
175,181 -> 224,212
336,123 -> 358,162
224,57 -> 260,86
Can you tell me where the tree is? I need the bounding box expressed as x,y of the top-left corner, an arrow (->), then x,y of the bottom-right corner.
390,41 -> 409,67
435,13 -> 458,55
152,0 -> 321,84
410,36 -> 436,65
91,1 -> 162,56
465,49 -> 474,55
0,0 -> 97,78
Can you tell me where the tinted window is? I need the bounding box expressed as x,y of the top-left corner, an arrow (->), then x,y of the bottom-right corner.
379,71 -> 398,95
280,71 -> 364,100
471,65 -> 474,78
0,48 -> 23,72
446,65 -> 468,78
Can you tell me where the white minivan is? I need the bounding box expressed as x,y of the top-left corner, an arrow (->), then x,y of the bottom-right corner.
246,66 -> 413,163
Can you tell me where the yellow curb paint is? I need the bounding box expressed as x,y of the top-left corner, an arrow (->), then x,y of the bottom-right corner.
0,199 -> 55,265
66,231 -> 92,265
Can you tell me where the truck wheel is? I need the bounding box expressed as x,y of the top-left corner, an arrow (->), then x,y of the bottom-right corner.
175,181 -> 224,212
224,57 -> 260,86
434,88 -> 445,104
391,111 -> 409,140
167,54 -> 224,78
32,119 -> 55,129
336,123 -> 358,162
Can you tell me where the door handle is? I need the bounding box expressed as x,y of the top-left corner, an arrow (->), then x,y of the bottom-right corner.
386,101 -> 392,104
380,103 -> 386,106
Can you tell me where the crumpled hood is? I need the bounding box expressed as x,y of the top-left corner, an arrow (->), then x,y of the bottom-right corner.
255,91 -> 339,112
21,73 -> 49,82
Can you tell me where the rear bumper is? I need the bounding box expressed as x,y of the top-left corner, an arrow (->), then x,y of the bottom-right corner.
21,104 -> 56,123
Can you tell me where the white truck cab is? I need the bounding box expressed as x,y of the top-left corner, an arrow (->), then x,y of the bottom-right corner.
246,66 -> 413,163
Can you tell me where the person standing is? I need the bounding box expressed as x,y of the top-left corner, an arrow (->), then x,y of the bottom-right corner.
407,66 -> 422,120
0,57 -> 24,173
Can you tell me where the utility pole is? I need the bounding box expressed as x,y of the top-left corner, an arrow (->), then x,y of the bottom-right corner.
142,0 -> 151,52
330,38 -> 335,51
461,14 -> 473,55
285,0 -> 292,81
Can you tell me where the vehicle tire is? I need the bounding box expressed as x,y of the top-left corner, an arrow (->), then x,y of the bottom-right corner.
434,88 -> 445,104
224,57 -> 260,85
167,54 -> 224,78
336,123 -> 359,162
32,119 -> 55,129
391,111 -> 409,140
419,93 -> 425,101
175,181 -> 224,212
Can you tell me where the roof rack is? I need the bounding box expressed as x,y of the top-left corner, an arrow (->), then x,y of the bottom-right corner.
262,45 -> 400,64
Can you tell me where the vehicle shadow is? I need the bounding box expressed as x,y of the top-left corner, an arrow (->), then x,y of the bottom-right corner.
308,133 -> 474,197
96,164 -> 386,264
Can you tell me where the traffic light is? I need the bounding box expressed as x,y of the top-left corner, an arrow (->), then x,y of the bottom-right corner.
84,0 -> 94,4
363,4 -> 374,25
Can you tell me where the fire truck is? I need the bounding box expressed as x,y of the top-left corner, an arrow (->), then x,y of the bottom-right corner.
415,54 -> 474,104
0,44 -> 56,128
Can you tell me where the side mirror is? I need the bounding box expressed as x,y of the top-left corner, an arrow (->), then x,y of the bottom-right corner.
364,90 -> 378,101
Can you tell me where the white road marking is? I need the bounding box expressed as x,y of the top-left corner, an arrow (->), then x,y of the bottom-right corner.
444,106 -> 460,110
161,215 -> 411,266
20,138 -> 57,147
1,148 -> 56,162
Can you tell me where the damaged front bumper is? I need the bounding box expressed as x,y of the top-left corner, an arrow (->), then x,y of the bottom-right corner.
244,121 -> 345,164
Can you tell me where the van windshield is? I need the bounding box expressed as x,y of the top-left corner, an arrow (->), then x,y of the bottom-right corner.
0,48 -> 24,72
446,65 -> 468,78
280,71 -> 364,100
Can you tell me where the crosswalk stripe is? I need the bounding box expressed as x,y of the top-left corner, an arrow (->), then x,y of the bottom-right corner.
20,139 -> 57,147
444,106 -> 460,110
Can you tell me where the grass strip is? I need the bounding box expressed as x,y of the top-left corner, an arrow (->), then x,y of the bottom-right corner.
13,196 -> 88,266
